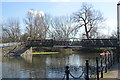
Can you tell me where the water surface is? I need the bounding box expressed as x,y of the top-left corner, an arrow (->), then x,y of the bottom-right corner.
2,52 -> 99,78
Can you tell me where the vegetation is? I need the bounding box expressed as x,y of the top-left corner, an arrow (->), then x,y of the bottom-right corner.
73,3 -> 104,39
32,47 -> 116,54
2,3 -> 117,54
2,3 -> 111,43
2,18 -> 21,42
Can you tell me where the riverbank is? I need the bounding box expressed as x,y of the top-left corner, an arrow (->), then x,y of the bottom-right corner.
32,47 -> 73,54
32,47 -> 116,54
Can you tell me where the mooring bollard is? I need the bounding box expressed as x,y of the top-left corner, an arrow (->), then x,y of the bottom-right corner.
110,53 -> 112,66
96,57 -> 99,80
104,54 -> 107,73
118,54 -> 119,63
100,55 -> 103,78
108,54 -> 110,69
65,66 -> 70,80
113,53 -> 115,64
85,60 -> 89,80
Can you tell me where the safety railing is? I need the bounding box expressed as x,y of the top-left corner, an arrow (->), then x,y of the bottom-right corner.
62,51 -> 119,80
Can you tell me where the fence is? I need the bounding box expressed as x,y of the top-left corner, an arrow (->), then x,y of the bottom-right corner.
62,51 -> 119,80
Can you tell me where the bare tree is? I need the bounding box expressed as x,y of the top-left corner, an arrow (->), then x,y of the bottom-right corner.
24,10 -> 48,40
110,30 -> 117,39
73,3 -> 104,39
48,16 -> 79,39
2,18 -> 21,42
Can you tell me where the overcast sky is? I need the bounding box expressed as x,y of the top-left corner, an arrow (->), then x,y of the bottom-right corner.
1,0 -> 120,37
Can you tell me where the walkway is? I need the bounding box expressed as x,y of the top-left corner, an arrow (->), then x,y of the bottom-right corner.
100,62 -> 120,80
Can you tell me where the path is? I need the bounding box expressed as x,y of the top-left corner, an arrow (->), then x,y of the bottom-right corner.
100,62 -> 120,80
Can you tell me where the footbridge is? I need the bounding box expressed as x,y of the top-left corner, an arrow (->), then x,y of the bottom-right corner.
26,38 -> 117,47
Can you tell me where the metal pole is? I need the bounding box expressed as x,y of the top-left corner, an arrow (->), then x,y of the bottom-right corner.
65,66 -> 70,80
96,57 -> 99,80
85,60 -> 89,80
118,55 -> 119,63
108,54 -> 110,69
110,53 -> 112,66
117,2 -> 120,63
100,55 -> 103,78
105,54 -> 107,73
113,52 -> 115,64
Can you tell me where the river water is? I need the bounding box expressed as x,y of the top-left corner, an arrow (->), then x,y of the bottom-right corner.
2,52 -> 99,78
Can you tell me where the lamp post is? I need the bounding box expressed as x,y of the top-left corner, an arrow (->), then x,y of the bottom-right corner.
117,2 -> 120,44
117,2 -> 120,61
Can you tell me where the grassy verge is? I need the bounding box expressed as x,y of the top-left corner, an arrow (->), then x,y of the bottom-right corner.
32,52 -> 59,55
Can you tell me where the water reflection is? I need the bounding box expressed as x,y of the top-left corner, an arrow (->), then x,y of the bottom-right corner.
2,52 -> 99,78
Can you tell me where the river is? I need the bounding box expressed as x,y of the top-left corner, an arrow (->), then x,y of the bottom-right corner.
2,52 -> 99,78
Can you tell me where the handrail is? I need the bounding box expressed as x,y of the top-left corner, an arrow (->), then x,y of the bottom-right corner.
69,71 -> 84,79
63,51 -> 117,80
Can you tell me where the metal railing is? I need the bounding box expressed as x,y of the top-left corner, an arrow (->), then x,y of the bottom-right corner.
26,39 -> 117,47
62,51 -> 119,80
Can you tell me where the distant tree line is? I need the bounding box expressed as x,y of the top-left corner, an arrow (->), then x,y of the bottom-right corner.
2,3 -> 117,43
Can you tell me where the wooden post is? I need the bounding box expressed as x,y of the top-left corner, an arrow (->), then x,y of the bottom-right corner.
85,60 -> 89,80
104,54 -> 107,73
96,57 -> 99,80
100,55 -> 103,78
65,66 -> 70,80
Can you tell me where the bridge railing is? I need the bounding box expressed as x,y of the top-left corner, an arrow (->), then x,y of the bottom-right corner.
54,40 -> 82,46
26,39 -> 82,47
26,39 -> 54,47
26,39 -> 117,47
81,39 -> 117,47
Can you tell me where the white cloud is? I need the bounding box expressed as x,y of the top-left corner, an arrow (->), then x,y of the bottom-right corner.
105,19 -> 117,30
28,10 -> 45,17
99,19 -> 117,36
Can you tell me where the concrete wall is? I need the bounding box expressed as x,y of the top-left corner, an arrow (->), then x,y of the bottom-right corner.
20,47 -> 32,56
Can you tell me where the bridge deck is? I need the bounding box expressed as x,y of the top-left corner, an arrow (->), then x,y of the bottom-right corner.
53,45 -> 82,47
26,39 -> 117,47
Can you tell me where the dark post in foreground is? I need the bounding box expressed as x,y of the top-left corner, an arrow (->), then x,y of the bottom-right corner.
100,55 -> 103,78
96,57 -> 99,80
65,66 -> 70,80
117,2 -> 120,63
104,54 -> 107,73
85,60 -> 89,80
108,54 -> 110,69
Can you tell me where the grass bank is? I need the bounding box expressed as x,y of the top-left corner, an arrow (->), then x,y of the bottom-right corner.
32,47 -> 116,55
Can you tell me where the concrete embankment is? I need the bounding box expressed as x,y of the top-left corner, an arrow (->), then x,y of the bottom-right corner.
2,45 -> 32,56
